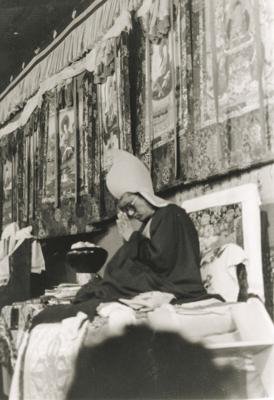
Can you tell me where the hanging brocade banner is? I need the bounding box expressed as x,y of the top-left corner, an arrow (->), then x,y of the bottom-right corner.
16,129 -> 24,227
22,121 -> 33,225
98,34 -> 132,174
21,109 -> 39,225
189,0 -> 274,181
99,73 -> 121,173
43,92 -> 57,204
32,116 -> 39,221
98,72 -> 119,217
135,0 -> 183,191
11,143 -> 17,222
59,105 -> 76,200
150,30 -> 178,191
0,162 -> 2,234
82,72 -> 102,221
2,159 -> 12,228
174,0 -> 195,181
197,0 -> 262,126
34,73 -> 103,238
97,33 -> 132,218
29,132 -> 34,221
131,17 -> 149,167
77,73 -> 87,196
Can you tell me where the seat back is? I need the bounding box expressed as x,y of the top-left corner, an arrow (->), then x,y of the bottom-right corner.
182,184 -> 264,301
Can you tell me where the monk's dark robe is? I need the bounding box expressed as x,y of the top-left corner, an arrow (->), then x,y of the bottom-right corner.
76,204 -> 208,302
32,204 -> 218,327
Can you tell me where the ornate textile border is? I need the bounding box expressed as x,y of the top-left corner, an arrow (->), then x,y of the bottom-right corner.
182,184 -> 264,301
0,0 -> 142,128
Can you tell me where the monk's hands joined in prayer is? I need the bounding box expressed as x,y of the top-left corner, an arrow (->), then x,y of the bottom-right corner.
117,211 -> 134,241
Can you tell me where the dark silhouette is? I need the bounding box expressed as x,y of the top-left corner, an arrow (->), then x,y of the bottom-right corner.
67,324 -> 245,400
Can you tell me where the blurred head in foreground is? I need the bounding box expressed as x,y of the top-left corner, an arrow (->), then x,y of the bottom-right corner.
67,324 -> 244,399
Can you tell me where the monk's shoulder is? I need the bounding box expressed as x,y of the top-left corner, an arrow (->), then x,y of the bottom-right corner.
154,203 -> 188,221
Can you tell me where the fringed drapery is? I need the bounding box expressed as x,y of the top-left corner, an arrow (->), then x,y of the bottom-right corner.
0,63 -> 86,138
0,11 -> 133,139
0,0 -> 142,128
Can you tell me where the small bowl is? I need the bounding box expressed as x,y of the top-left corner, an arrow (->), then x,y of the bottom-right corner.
65,247 -> 108,273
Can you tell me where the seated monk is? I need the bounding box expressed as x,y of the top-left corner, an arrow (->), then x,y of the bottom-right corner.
32,151 -> 221,326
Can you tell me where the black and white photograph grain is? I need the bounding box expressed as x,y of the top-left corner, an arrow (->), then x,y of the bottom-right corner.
0,0 -> 274,399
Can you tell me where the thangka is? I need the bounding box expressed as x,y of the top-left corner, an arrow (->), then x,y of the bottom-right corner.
59,106 -> 76,200
97,33 -> 132,174
190,0 -> 274,181
97,32 -> 132,217
43,91 -> 57,204
2,159 -> 12,228
150,32 -> 177,191
134,0 -> 191,190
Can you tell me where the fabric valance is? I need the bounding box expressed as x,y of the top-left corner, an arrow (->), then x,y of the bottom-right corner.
0,0 -> 142,128
0,10 -> 132,138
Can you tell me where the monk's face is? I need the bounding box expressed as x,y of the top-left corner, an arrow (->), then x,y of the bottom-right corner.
118,193 -> 155,222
